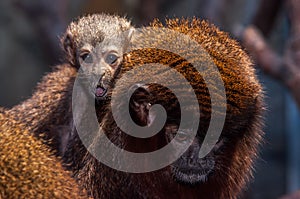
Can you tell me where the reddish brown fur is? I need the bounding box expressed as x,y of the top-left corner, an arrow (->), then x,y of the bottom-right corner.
0,111 -> 88,198
7,64 -> 77,153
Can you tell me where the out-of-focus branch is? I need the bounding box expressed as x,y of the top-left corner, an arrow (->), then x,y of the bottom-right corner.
279,190 -> 300,199
284,0 -> 300,108
241,26 -> 285,81
236,0 -> 300,108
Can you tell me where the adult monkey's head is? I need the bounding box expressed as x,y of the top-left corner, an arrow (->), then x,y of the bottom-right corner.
104,18 -> 264,198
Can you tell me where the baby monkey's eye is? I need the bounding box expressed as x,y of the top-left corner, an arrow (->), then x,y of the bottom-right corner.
80,52 -> 93,64
105,53 -> 118,66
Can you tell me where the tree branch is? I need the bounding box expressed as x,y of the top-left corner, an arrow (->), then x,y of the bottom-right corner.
279,190 -> 300,199
237,0 -> 300,108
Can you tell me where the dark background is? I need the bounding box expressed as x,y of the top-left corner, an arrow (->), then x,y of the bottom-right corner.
0,0 -> 299,198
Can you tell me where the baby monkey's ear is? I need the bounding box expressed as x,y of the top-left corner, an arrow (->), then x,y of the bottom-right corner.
61,31 -> 77,67
127,28 -> 135,41
124,27 -> 135,50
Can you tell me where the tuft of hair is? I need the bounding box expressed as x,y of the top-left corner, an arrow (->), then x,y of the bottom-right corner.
62,13 -> 133,66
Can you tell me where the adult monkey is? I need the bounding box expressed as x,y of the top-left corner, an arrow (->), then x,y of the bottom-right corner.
64,17 -> 265,199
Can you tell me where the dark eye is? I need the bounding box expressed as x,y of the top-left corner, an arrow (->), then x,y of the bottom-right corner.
80,52 -> 93,64
105,54 -> 118,65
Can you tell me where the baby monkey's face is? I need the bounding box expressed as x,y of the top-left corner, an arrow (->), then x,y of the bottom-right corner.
77,43 -> 123,101
62,14 -> 134,102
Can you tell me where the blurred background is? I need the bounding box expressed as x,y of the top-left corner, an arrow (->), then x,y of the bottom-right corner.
0,0 -> 299,198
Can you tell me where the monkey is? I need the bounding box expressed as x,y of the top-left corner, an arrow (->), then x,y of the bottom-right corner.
7,14 -> 134,155
0,111 -> 88,198
1,13 -> 135,197
1,13 -> 132,195
61,17 -> 264,199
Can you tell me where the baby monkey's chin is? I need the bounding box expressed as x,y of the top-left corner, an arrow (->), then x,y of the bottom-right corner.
95,95 -> 109,103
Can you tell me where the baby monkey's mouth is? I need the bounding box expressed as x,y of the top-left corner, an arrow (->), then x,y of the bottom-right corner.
95,84 -> 108,98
